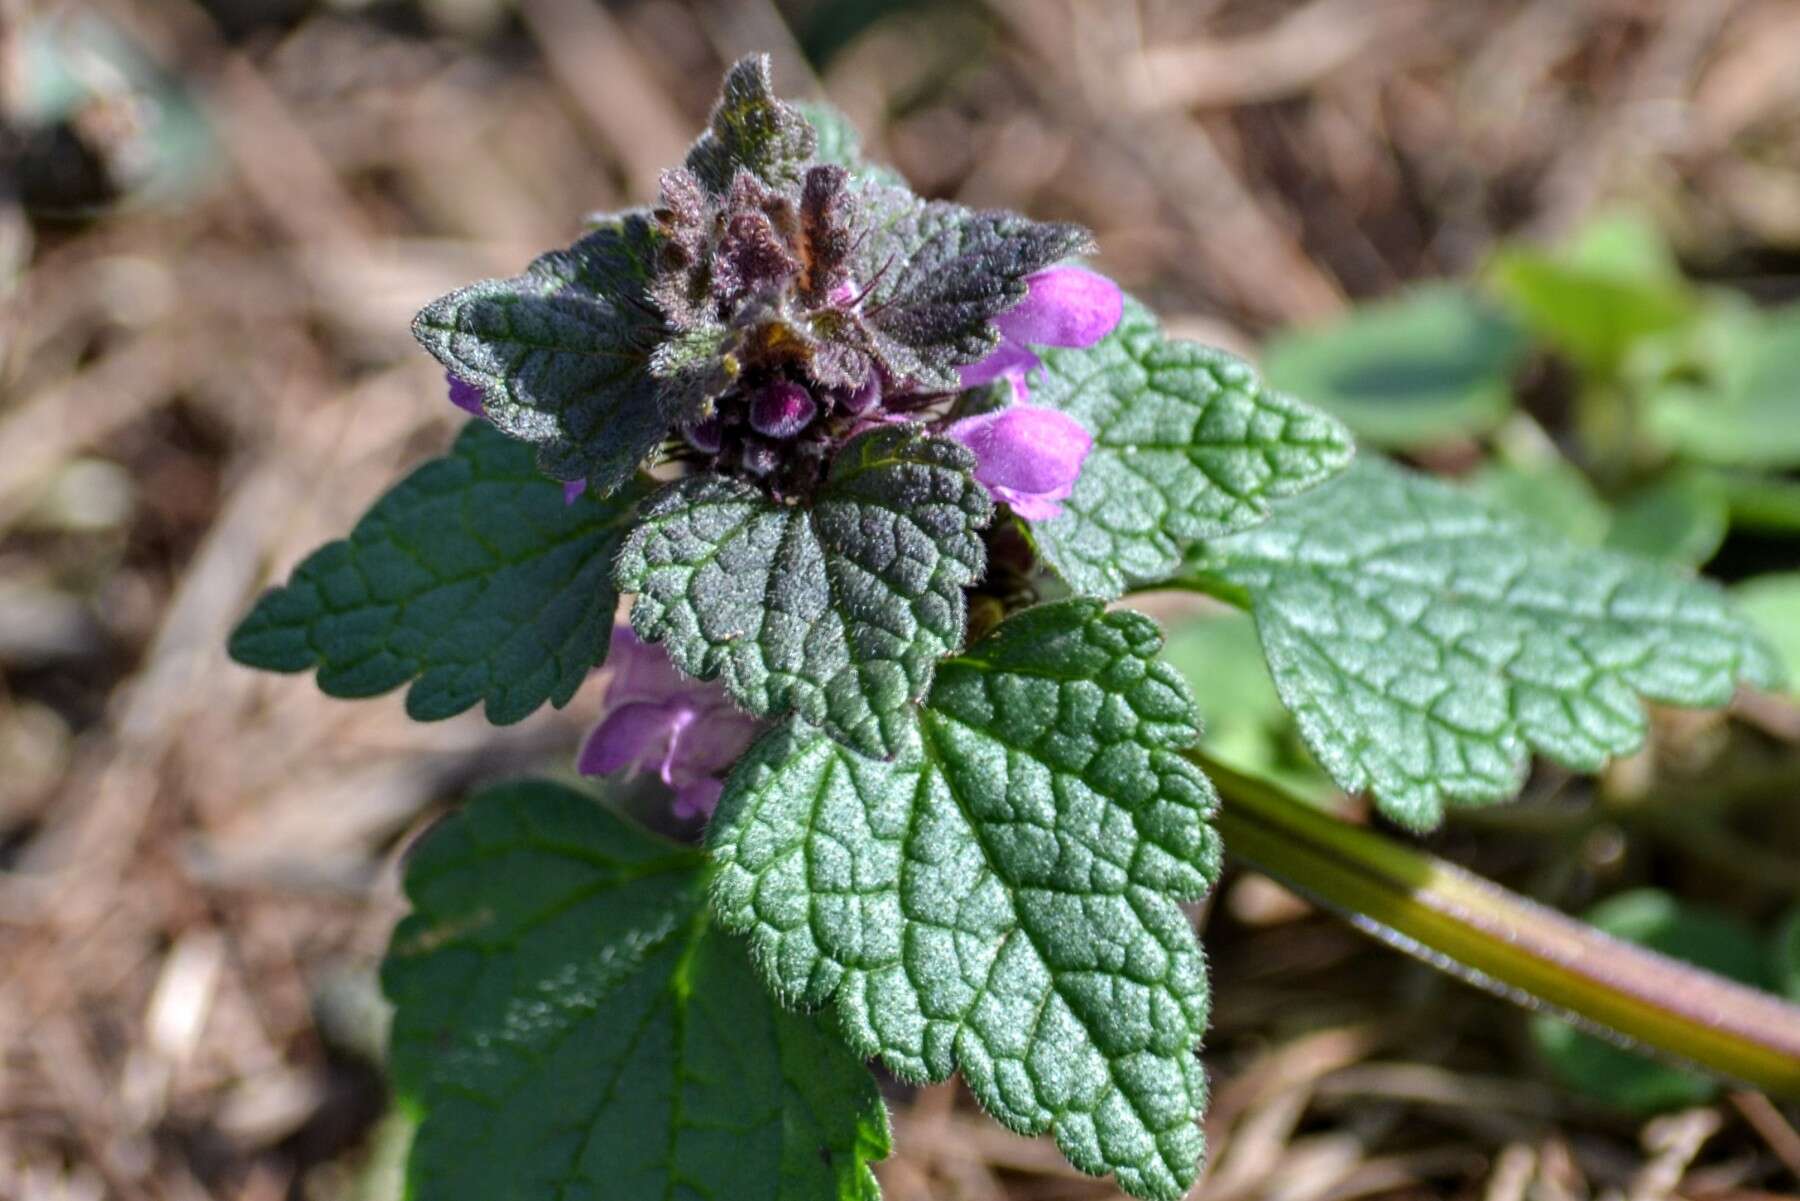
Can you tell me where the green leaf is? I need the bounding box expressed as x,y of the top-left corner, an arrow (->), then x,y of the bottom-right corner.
1467,458 -> 1611,547
384,780 -> 889,1201
1260,284 -> 1526,449
1733,573 -> 1800,696
1161,611 -> 1334,803
1028,297 -> 1354,598
228,422 -> 642,725
711,599 -> 1221,1201
1488,211 -> 1695,375
1644,303 -> 1800,468
1530,889 -> 1769,1112
411,212 -> 678,496
616,426 -> 993,758
1190,457 -> 1779,829
686,54 -> 816,194
1776,905 -> 1800,1002
1717,472 -> 1800,535
1604,470 -> 1728,567
851,183 -> 1091,391
796,100 -> 905,189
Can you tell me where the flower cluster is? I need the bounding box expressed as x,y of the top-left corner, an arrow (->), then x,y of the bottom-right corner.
420,56 -> 1133,814
947,264 -> 1118,520
577,263 -> 1119,810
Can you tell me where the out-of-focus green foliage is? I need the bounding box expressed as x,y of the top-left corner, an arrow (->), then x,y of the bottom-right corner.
1250,210 -> 1800,700
1260,285 -> 1527,449
1489,212 -> 1695,375
1776,906 -> 1800,1002
1604,469 -> 1729,568
1160,611 -> 1333,805
1468,431 -> 1612,547
12,11 -> 219,212
1643,304 -> 1800,469
1734,573 -> 1800,695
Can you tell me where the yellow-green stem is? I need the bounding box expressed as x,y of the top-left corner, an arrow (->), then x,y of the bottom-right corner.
1199,753 -> 1800,1098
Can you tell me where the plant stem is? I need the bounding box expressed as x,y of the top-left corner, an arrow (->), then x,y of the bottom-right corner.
1714,470 -> 1800,534
1197,752 -> 1800,1098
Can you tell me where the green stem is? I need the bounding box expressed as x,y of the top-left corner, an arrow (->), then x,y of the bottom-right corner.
1712,470 -> 1800,534
1198,753 -> 1800,1098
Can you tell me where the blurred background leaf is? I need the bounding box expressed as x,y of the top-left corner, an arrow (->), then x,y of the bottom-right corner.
1161,610 -> 1334,806
1488,212 -> 1697,376
1734,573 -> 1800,693
1260,284 -> 1526,449
1644,304 -> 1800,469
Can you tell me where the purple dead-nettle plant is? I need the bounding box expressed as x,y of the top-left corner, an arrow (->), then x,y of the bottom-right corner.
228,54 -> 1785,1201
576,627 -> 760,820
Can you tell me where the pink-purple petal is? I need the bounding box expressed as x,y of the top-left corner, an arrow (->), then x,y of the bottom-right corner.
671,778 -> 725,821
838,373 -> 882,415
684,416 -> 724,454
958,341 -> 1041,389
602,628 -> 692,707
577,700 -> 679,777
993,266 -> 1124,350
447,373 -> 485,416
670,707 -> 761,779
997,489 -> 1068,522
578,629 -> 764,821
748,381 -> 818,439
947,404 -> 1093,522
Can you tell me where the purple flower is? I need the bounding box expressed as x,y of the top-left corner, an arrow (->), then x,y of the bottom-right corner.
748,381 -> 818,439
447,373 -> 587,505
838,374 -> 881,416
947,404 -> 1093,521
684,416 -> 724,454
577,629 -> 760,819
959,266 -> 1124,401
448,373 -> 486,416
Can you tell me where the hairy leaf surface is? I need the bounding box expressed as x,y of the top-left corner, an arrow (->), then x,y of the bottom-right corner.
228,422 -> 641,724
384,781 -> 889,1201
852,184 -> 1091,391
1029,298 -> 1354,597
1193,458 -> 1781,828
711,600 -> 1221,1201
411,212 -> 677,495
616,425 -> 993,758
686,54 -> 816,193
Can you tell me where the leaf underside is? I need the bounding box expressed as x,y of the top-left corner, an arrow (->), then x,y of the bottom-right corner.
228,422 -> 641,725
411,212 -> 678,496
384,781 -> 889,1201
1028,298 -> 1355,598
1194,457 -> 1782,829
616,425 -> 994,759
710,600 -> 1221,1201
